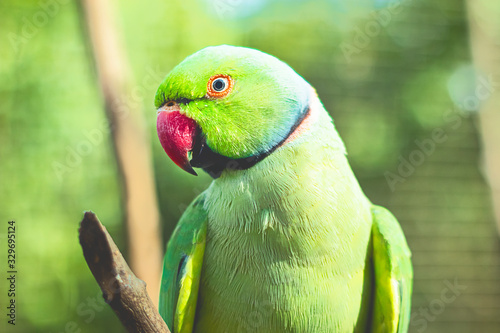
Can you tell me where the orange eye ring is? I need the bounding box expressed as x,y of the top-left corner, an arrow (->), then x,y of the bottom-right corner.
207,74 -> 234,98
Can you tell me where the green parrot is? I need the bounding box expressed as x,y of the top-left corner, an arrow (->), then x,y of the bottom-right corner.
155,45 -> 412,333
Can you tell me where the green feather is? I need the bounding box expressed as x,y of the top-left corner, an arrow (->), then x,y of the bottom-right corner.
371,205 -> 413,333
159,194 -> 207,333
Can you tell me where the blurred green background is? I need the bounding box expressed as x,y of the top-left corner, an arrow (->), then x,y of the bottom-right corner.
1,0 -> 499,332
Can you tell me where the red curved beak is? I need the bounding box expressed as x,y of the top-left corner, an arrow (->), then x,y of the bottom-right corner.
157,103 -> 198,176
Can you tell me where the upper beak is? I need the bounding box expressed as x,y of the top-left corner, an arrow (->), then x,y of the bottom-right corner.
156,102 -> 198,176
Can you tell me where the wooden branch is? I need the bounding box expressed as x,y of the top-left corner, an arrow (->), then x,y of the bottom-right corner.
79,211 -> 170,333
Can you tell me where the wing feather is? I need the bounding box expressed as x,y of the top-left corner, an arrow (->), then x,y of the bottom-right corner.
159,193 -> 208,333
370,205 -> 413,333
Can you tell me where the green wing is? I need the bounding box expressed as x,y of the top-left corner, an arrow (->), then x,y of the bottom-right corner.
370,205 -> 413,333
159,193 -> 208,333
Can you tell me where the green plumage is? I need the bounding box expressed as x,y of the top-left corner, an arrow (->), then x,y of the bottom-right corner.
157,45 -> 412,333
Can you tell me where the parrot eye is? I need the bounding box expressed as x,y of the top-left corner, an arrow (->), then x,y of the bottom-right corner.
212,78 -> 226,91
207,74 -> 233,98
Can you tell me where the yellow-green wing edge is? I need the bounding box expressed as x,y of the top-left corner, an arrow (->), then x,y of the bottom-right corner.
159,193 -> 208,333
371,205 -> 413,333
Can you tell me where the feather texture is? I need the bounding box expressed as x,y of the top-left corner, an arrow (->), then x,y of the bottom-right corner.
192,92 -> 373,332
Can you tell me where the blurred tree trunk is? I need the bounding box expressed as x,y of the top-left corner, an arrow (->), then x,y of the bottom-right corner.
466,1 -> 500,234
79,0 -> 162,305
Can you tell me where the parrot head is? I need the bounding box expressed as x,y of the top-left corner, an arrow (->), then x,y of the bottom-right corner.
155,45 -> 311,177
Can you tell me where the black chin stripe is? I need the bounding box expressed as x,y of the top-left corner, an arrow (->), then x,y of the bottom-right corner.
190,105 -> 311,179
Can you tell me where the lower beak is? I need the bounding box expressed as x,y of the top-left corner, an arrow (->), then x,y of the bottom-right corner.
157,107 -> 198,176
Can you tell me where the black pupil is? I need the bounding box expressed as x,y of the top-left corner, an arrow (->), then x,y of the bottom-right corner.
213,79 -> 226,91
